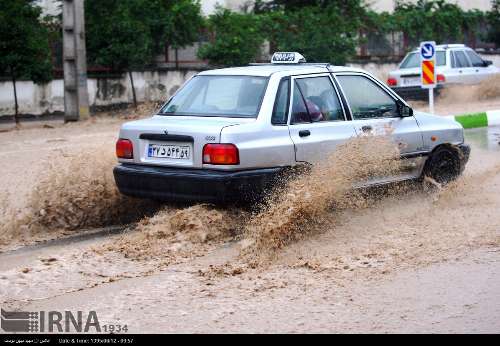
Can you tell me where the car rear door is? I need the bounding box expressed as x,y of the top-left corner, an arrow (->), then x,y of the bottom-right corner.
287,74 -> 357,164
335,73 -> 426,181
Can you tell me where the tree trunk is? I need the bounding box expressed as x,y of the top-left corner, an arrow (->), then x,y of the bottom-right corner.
11,68 -> 19,125
128,70 -> 137,108
175,48 -> 179,69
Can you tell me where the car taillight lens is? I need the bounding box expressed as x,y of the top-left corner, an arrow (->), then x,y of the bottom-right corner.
437,74 -> 446,83
387,78 -> 397,86
203,144 -> 239,165
116,139 -> 133,159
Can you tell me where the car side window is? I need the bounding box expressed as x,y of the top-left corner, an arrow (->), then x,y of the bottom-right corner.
271,78 -> 290,125
337,75 -> 398,120
466,50 -> 484,67
454,50 -> 471,68
291,83 -> 310,124
451,51 -> 457,68
291,76 -> 344,124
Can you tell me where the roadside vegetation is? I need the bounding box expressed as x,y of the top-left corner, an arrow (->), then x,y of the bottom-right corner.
0,0 -> 53,123
84,0 -> 204,107
200,0 -> 500,66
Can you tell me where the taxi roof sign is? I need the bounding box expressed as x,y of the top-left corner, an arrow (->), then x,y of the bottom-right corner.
271,52 -> 306,64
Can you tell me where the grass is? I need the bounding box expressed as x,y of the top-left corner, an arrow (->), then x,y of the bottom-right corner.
455,112 -> 488,129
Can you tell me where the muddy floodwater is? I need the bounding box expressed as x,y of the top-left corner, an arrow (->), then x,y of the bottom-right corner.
465,126 -> 500,152
0,101 -> 499,332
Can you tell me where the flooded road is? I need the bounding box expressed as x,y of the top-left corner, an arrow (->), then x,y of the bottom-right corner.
0,112 -> 499,333
465,126 -> 500,152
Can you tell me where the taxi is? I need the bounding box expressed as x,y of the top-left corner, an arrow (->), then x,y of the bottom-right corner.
114,52 -> 470,202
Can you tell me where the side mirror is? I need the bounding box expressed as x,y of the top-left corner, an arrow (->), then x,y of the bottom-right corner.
397,100 -> 413,117
484,60 -> 493,67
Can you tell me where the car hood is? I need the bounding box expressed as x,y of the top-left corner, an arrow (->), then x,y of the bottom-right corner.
413,111 -> 461,128
413,111 -> 464,147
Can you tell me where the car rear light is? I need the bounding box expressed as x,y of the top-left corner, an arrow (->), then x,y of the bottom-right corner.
437,74 -> 446,83
203,144 -> 239,165
387,78 -> 397,86
116,139 -> 133,159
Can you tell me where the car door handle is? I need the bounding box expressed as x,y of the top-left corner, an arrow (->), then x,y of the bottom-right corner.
299,130 -> 311,138
361,125 -> 373,132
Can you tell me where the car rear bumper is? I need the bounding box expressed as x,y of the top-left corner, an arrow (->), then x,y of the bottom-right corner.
391,85 -> 444,100
113,164 -> 284,203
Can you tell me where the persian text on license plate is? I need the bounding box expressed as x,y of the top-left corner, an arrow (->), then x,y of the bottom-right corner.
402,77 -> 420,86
148,144 -> 191,160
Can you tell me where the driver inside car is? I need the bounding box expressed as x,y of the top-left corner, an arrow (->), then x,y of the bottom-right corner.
292,82 -> 324,123
305,99 -> 324,122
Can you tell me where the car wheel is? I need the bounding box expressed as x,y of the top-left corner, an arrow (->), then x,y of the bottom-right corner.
423,146 -> 461,185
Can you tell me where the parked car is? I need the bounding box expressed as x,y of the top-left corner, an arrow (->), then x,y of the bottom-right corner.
114,52 -> 470,203
387,44 -> 500,100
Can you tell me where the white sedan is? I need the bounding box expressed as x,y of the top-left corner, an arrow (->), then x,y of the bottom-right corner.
114,52 -> 470,203
387,44 -> 499,99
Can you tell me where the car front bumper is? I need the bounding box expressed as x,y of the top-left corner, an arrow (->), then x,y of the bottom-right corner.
457,143 -> 471,172
113,164 -> 284,203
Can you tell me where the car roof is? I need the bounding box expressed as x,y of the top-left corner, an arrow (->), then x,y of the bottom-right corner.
409,44 -> 469,53
198,64 -> 364,77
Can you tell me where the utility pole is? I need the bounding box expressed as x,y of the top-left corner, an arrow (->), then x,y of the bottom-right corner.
62,0 -> 89,122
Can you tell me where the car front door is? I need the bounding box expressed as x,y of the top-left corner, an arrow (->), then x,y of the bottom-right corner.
335,73 -> 426,181
448,50 -> 476,84
465,49 -> 493,83
287,74 -> 357,164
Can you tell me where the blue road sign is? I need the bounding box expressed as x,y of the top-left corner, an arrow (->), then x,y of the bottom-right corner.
420,43 -> 435,60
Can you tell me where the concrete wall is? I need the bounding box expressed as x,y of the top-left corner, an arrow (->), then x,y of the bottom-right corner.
348,62 -> 400,81
0,70 -> 198,117
1,54 -> 499,117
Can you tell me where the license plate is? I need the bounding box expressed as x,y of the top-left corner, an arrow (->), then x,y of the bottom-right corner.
402,77 -> 420,86
148,143 -> 191,160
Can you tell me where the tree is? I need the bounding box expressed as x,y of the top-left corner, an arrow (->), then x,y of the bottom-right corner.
393,0 -> 477,47
261,4 -> 363,64
0,0 -> 52,124
85,0 -> 153,108
255,0 -> 365,12
167,0 -> 204,68
197,9 -> 265,66
134,0 -> 204,67
86,0 -> 203,106
254,1 -> 366,64
488,0 -> 500,47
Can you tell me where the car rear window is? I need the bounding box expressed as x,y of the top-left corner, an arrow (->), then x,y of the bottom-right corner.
400,51 -> 446,69
160,75 -> 269,118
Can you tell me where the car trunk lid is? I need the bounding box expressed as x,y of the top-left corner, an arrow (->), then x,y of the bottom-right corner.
120,115 -> 251,168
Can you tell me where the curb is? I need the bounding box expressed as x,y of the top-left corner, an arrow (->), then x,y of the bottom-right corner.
447,110 -> 500,129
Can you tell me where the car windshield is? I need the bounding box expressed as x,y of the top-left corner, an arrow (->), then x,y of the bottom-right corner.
160,75 -> 268,118
400,51 -> 446,69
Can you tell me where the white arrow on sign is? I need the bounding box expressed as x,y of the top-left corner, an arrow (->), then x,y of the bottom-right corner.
420,41 -> 436,60
422,45 -> 433,58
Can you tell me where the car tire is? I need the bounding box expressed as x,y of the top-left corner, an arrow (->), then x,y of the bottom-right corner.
422,146 -> 461,185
